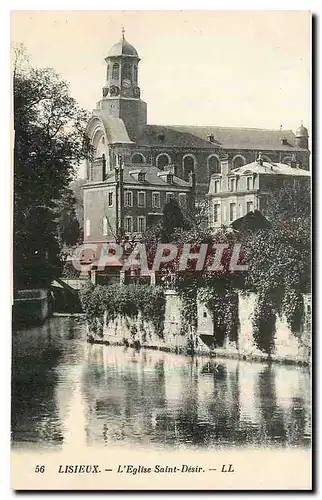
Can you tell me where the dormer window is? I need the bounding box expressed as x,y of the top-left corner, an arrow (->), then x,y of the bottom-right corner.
229,178 -> 236,192
157,170 -> 174,184
207,133 -> 215,143
129,169 -> 146,182
280,138 -> 288,145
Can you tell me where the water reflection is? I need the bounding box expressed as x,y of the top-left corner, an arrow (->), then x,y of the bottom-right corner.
11,317 -> 311,450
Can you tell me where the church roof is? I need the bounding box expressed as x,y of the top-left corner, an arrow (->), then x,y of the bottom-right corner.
136,124 -> 307,151
104,165 -> 191,188
88,111 -> 134,145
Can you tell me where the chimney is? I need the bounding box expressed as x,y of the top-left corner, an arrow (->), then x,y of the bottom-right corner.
219,153 -> 232,176
256,152 -> 263,166
290,154 -> 297,169
280,125 -> 283,131
189,171 -> 196,194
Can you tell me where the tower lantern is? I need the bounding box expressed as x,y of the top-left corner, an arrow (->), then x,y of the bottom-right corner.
98,30 -> 147,140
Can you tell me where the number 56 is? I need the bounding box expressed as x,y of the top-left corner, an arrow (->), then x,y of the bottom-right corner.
35,465 -> 45,473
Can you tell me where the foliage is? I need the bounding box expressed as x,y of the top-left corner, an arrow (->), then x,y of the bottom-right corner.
162,198 -> 185,241
79,282 -> 166,339
265,178 -> 311,226
70,178 -> 87,230
61,260 -> 81,279
199,286 -> 239,344
54,188 -> 81,247
240,178 -> 311,350
252,291 -> 276,355
282,288 -> 304,339
13,43 -> 90,289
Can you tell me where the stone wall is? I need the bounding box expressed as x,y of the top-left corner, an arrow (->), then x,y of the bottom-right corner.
91,289 -> 311,364
13,288 -> 51,325
237,292 -> 311,363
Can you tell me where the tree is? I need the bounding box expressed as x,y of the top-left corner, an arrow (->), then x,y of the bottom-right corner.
265,178 -> 311,225
162,198 -> 185,241
54,188 -> 81,248
13,43 -> 91,289
70,177 -> 87,231
240,178 -> 311,353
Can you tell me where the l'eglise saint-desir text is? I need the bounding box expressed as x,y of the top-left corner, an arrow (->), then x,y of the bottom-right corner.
117,464 -> 204,474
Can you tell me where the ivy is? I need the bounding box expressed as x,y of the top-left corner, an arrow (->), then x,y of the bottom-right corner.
252,291 -> 276,356
198,285 -> 239,344
282,288 -> 304,339
79,282 -> 166,340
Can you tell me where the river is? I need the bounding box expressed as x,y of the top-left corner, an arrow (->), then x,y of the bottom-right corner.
11,316 -> 311,451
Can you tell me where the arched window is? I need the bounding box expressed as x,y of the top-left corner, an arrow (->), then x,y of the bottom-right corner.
122,62 -> 131,81
232,155 -> 246,170
261,154 -> 272,162
106,65 -> 110,80
207,155 -> 220,178
112,63 -> 120,80
132,153 -> 145,164
156,154 -> 170,170
133,65 -> 138,83
183,155 -> 195,181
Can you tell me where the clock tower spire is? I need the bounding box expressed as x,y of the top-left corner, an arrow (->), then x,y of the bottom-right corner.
97,31 -> 147,141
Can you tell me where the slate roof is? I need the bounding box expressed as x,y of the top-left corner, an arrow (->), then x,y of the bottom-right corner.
105,165 -> 191,188
136,124 -> 306,151
232,161 -> 311,176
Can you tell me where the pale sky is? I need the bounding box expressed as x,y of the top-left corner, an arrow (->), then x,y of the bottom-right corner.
11,10 -> 311,132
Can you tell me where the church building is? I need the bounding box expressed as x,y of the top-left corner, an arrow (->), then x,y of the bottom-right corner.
84,31 -> 310,242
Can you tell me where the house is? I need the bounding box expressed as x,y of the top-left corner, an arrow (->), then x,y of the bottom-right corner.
207,153 -> 311,228
83,158 -> 193,242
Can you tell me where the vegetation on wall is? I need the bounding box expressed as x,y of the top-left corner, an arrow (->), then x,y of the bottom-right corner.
79,282 -> 166,339
242,179 -> 311,352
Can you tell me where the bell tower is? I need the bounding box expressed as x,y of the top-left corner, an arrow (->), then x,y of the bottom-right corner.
295,121 -> 309,150
96,29 -> 147,141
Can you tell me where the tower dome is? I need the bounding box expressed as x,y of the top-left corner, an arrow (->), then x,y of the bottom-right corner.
295,122 -> 309,149
107,30 -> 139,58
296,122 -> 309,137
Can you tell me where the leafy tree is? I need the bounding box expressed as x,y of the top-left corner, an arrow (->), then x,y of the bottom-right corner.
54,188 -> 81,248
70,177 -> 87,231
240,178 -> 311,353
13,43 -> 91,289
162,198 -> 185,240
265,178 -> 311,225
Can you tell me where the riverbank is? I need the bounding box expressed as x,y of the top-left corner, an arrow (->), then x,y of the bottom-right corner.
87,334 -> 310,367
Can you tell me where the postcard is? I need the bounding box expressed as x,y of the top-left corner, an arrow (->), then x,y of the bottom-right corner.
11,10 -> 312,491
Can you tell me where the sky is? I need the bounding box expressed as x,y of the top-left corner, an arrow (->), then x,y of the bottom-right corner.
11,10 -> 311,133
